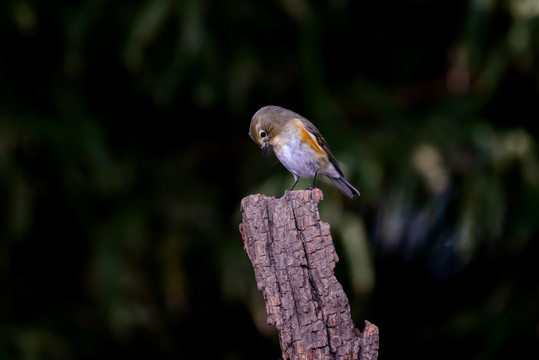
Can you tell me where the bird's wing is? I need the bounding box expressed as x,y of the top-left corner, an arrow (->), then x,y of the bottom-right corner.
297,118 -> 344,177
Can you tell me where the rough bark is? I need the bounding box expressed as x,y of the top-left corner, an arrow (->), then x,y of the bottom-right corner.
239,189 -> 379,360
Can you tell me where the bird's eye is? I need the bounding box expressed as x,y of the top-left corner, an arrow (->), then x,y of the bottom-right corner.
259,130 -> 267,139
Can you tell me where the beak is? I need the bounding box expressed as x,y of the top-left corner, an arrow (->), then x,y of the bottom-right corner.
263,143 -> 268,156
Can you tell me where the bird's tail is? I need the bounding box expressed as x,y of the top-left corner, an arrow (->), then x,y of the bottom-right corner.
330,176 -> 360,198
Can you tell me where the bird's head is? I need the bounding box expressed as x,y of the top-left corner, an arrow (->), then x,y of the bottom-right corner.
248,105 -> 289,156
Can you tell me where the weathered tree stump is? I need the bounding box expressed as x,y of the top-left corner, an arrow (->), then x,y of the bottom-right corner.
239,189 -> 379,360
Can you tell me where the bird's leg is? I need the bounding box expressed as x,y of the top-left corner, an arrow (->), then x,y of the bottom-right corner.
307,172 -> 318,190
289,176 -> 300,191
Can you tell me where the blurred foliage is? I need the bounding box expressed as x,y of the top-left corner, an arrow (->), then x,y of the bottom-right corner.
1,0 -> 539,359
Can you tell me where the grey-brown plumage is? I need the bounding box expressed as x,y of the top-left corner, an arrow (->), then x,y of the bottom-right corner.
249,105 -> 360,198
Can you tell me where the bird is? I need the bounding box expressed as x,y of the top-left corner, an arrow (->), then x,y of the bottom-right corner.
249,105 -> 360,198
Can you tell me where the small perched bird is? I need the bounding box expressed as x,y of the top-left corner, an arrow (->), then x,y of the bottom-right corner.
249,105 -> 360,198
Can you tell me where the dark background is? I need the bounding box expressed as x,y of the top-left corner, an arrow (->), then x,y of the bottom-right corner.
1,1 -> 538,359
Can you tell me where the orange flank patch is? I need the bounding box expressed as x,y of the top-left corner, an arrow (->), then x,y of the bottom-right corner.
295,119 -> 325,155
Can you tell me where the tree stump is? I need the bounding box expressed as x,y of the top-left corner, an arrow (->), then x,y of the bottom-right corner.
239,189 -> 379,360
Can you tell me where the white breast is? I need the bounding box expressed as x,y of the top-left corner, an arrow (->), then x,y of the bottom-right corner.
274,138 -> 318,178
